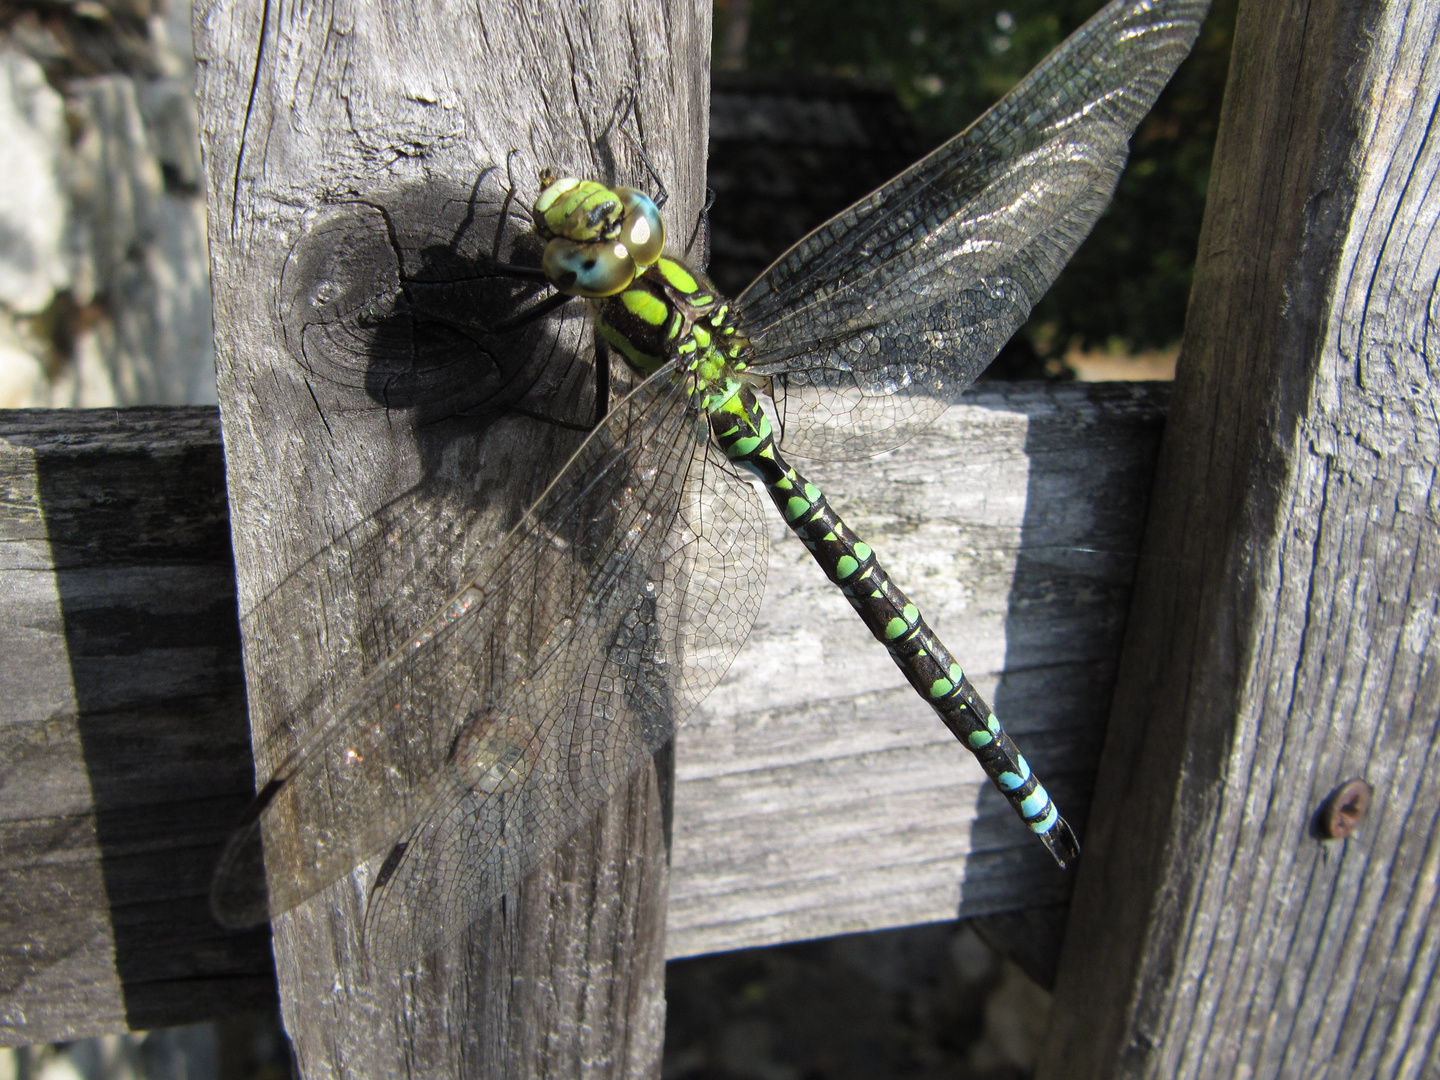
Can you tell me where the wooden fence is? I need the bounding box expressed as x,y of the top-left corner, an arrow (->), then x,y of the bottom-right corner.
2,0 -> 1438,1076
0,379 -> 1163,1044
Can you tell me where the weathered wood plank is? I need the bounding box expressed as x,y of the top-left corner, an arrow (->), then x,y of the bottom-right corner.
190,0 -> 708,1075
1040,1 -> 1440,1076
0,381 -> 1165,1043
668,381 -> 1166,957
0,408 -> 272,1047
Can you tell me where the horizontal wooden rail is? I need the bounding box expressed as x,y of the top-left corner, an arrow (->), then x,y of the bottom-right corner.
0,408 -> 266,1045
0,380 -> 1165,1045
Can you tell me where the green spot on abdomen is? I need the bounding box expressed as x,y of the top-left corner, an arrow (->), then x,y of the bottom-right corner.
731,435 -> 762,456
929,677 -> 953,698
883,602 -> 919,640
1020,786 -> 1049,818
785,496 -> 810,521
835,555 -> 859,579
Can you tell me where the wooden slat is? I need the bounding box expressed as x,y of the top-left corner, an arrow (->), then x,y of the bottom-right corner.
1040,0 -> 1440,1076
0,381 -> 1165,1044
189,1 -> 708,1076
0,408 -> 273,1047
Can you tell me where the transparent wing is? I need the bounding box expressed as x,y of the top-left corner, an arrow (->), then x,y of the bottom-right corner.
211,364 -> 764,933
359,442 -> 767,965
739,0 -> 1208,459
663,442 -> 770,708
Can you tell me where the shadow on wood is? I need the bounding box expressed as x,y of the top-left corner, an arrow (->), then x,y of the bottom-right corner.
0,409 -> 276,1045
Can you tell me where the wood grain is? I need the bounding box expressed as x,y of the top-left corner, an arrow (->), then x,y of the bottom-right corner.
191,0 -> 709,1075
0,408 -> 272,1046
0,381 -> 1165,1044
1040,1 -> 1440,1076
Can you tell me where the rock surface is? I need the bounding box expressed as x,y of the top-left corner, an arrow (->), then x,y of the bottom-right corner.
0,0 -> 213,408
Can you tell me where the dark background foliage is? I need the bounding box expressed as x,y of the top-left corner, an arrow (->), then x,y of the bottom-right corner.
711,0 -> 1238,369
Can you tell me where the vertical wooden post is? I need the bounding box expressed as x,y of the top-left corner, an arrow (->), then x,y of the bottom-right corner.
1041,0 -> 1440,1075
191,2 -> 708,1075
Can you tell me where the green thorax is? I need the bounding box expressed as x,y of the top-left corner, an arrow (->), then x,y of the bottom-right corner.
594,256 -> 753,412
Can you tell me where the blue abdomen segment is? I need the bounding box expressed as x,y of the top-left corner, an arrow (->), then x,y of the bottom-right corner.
709,386 -> 1080,868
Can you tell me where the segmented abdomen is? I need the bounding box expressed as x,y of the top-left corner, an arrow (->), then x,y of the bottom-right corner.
708,385 -> 1080,868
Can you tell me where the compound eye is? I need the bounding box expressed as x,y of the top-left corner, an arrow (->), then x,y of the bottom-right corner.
542,237 -> 636,297
614,187 -> 665,267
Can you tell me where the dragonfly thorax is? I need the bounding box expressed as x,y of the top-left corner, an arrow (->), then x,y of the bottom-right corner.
594,256 -> 752,403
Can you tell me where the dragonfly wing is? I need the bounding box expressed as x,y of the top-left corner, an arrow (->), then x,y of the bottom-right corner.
358,439 -> 769,964
665,441 -> 770,711
738,0 -> 1208,459
770,370 -> 953,463
211,363 -> 706,929
358,573 -> 676,967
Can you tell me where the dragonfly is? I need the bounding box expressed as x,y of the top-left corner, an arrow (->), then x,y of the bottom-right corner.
212,0 -> 1209,967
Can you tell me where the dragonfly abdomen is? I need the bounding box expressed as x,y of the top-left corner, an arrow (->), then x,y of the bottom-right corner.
709,386 -> 1081,869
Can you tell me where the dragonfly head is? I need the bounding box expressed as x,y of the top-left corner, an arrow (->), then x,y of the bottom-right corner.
532,170 -> 665,298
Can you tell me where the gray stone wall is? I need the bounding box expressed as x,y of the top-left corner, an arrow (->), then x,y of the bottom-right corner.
0,0 -> 212,407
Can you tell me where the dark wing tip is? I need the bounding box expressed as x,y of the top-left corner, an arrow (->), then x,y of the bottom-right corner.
209,818 -> 273,929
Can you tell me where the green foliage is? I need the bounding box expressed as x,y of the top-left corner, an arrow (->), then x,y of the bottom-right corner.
729,0 -> 1070,140
716,0 -> 1238,357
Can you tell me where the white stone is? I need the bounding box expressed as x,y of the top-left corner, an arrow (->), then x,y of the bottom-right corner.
0,340 -> 48,407
67,75 -> 215,404
72,323 -> 121,408
0,48 -> 72,314
0,7 -> 216,406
